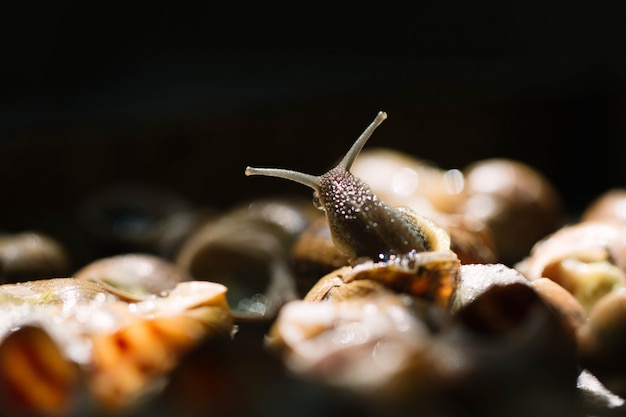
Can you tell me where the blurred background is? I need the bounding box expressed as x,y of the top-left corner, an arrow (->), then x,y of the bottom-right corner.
2,2 -> 626,267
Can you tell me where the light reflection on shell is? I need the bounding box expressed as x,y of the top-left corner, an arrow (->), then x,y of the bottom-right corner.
266,295 -> 431,392
516,220 -> 626,313
0,231 -> 72,284
268,263 -> 583,415
0,277 -> 234,413
349,149 -> 498,265
176,197 -> 319,322
350,148 -> 465,215
74,253 -> 186,302
303,249 -> 460,310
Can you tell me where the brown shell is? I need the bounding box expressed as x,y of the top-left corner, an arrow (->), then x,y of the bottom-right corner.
304,249 -> 460,310
74,253 -> 186,302
348,149 -> 498,265
265,294 -> 432,393
578,288 -> 626,398
461,158 -> 564,265
346,251 -> 460,308
0,326 -> 80,417
0,231 -> 72,284
176,197 -> 319,322
530,277 -> 587,343
516,220 -> 626,312
303,266 -> 392,303
0,277 -> 234,413
290,216 -> 350,297
582,188 -> 626,223
350,147 -> 465,215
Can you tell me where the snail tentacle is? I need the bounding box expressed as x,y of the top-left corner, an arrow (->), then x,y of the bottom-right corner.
245,111 -> 449,262
244,111 -> 387,190
245,167 -> 320,191
337,111 -> 387,171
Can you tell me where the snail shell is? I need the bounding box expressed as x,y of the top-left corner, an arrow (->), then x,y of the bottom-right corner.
176,197 -> 319,321
0,231 -> 71,284
267,264 -> 580,414
0,325 -> 81,417
303,265 -> 392,303
578,288 -> 626,398
349,147 -> 465,216
265,294 -> 431,393
448,263 -> 530,313
0,277 -> 233,412
447,263 -> 586,343
460,158 -> 564,265
414,282 -> 579,414
340,250 -> 460,309
582,188 -> 626,223
515,220 -> 626,313
73,253 -> 186,302
347,147 -> 498,264
289,216 -> 351,297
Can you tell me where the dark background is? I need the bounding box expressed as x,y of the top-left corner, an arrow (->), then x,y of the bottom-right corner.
2,2 -> 626,267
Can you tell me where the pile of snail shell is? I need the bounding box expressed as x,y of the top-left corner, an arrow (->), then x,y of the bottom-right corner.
1,111 -> 626,416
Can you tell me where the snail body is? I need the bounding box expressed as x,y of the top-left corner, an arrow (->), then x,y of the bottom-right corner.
246,111 -> 449,262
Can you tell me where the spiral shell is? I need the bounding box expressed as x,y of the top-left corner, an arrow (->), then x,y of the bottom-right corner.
0,276 -> 233,413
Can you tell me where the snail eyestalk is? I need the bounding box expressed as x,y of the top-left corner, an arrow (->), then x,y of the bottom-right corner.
244,111 -> 387,190
338,111 -> 387,171
245,166 -> 320,191
244,111 -> 437,262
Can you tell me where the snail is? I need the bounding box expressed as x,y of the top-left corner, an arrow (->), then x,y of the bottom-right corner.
245,111 -> 450,264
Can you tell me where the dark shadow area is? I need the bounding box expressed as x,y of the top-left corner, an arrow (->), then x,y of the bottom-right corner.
2,2 -> 626,263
